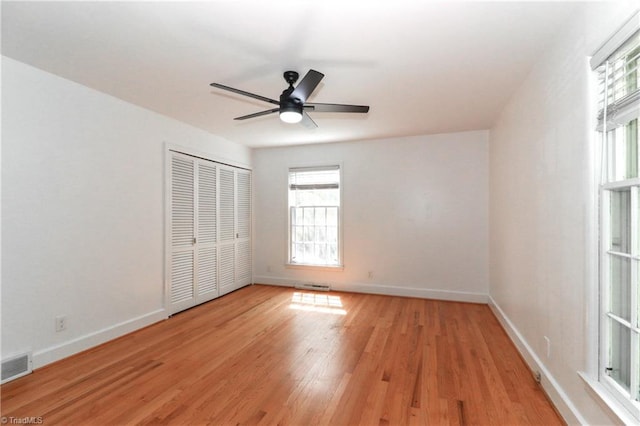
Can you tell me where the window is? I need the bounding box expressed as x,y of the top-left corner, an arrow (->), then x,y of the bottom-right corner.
595,24 -> 640,420
288,166 -> 341,267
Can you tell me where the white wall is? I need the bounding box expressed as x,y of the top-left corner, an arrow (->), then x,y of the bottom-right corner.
253,131 -> 489,302
1,57 -> 251,368
489,3 -> 638,425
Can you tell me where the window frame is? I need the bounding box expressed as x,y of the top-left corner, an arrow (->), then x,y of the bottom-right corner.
585,14 -> 640,422
285,164 -> 344,270
599,166 -> 640,418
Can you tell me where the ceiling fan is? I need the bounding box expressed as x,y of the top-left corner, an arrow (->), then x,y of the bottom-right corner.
210,69 -> 369,128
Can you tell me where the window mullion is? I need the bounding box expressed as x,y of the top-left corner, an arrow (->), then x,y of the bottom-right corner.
603,177 -> 640,190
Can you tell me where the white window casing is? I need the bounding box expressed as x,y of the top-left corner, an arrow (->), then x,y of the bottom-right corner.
287,165 -> 343,269
588,11 -> 640,422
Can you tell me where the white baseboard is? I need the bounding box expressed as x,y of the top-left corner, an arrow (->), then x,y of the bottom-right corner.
32,309 -> 167,369
488,297 -> 586,425
253,276 -> 488,304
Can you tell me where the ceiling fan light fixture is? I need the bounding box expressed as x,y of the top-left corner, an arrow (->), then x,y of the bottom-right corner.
279,106 -> 303,124
211,69 -> 369,129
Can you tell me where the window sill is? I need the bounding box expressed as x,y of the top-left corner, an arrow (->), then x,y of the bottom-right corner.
285,263 -> 344,272
578,371 -> 640,425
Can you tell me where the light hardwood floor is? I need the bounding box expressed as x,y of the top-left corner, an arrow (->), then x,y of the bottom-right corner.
1,285 -> 563,425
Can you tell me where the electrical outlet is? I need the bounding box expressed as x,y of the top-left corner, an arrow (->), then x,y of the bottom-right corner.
55,316 -> 67,332
368,271 -> 374,279
534,371 -> 542,383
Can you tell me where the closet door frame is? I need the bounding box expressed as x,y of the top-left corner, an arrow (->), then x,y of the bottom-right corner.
164,144 -> 252,315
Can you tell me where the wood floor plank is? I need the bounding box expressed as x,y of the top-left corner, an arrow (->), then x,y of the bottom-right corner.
1,285 -> 564,425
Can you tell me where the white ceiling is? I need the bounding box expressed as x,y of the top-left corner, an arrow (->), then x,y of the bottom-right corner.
1,1 -> 584,148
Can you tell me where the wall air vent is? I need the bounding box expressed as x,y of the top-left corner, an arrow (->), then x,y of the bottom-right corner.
1,352 -> 33,384
295,283 -> 331,292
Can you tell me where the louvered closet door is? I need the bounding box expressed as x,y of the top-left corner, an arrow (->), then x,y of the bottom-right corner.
218,166 -> 236,296
169,153 -> 196,314
236,170 -> 252,288
169,152 -> 252,310
195,160 -> 218,304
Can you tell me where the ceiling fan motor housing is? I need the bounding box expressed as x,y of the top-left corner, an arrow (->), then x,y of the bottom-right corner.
280,93 -> 302,110
283,70 -> 299,86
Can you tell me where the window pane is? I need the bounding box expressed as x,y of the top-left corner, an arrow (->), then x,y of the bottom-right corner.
317,243 -> 326,261
327,226 -> 337,243
304,243 -> 313,261
637,189 -> 640,255
295,207 -> 303,225
303,208 -> 314,226
610,189 -> 631,253
636,330 -> 640,402
610,255 -> 631,321
304,226 -> 314,242
636,260 -> 640,329
608,120 -> 638,181
626,119 -> 637,179
315,208 -> 326,225
609,319 -> 631,392
328,244 -> 337,262
317,226 -> 326,243
327,207 -> 338,226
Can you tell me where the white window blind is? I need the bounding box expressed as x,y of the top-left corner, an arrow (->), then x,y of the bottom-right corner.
596,30 -> 640,131
289,166 -> 340,191
288,166 -> 341,267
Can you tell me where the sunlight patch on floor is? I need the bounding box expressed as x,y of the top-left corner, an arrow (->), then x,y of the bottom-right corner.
289,292 -> 347,315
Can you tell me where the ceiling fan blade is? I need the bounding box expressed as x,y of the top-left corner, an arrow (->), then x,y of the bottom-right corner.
300,112 -> 318,129
290,69 -> 324,103
234,108 -> 280,120
305,103 -> 370,113
210,82 -> 280,106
